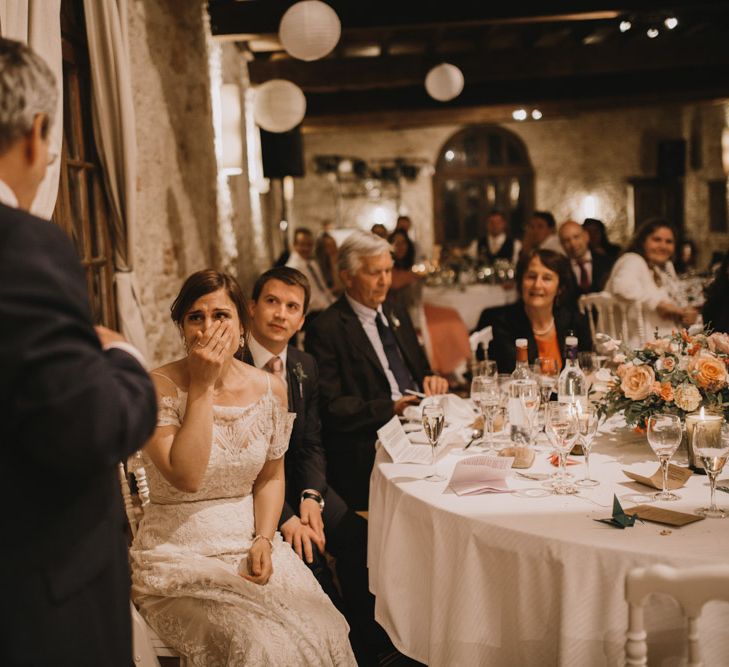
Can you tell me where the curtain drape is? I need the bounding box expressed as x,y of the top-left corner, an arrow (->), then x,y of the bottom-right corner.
0,0 -> 62,219
83,0 -> 149,360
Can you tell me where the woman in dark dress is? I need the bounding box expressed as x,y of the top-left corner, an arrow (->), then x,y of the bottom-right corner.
488,249 -> 591,373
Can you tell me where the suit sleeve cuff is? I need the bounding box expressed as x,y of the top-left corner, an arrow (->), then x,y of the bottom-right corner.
104,341 -> 149,370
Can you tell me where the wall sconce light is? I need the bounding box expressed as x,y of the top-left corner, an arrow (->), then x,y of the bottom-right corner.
220,84 -> 243,176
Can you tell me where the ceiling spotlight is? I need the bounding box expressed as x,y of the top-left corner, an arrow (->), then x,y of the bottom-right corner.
664,17 -> 678,30
512,108 -> 528,121
646,27 -> 659,38
619,20 -> 632,32
531,109 -> 543,120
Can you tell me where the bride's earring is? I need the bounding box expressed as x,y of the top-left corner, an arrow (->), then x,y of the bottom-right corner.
239,334 -> 245,349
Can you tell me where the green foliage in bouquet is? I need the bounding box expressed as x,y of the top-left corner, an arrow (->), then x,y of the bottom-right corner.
597,328 -> 729,429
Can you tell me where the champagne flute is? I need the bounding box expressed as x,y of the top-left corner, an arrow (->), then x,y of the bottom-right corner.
471,376 -> 501,452
422,403 -> 446,482
518,379 -> 540,448
646,414 -> 683,501
545,402 -> 580,494
575,404 -> 600,487
695,423 -> 729,518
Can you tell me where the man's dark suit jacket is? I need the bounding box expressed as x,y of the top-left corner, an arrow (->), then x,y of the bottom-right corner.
306,295 -> 431,510
487,301 -> 592,373
580,252 -> 613,294
243,345 -> 327,525
0,203 -> 157,666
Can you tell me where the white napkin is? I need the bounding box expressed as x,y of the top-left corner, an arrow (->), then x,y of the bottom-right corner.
402,393 -> 477,429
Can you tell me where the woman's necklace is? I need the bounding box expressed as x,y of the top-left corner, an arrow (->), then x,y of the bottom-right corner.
532,319 -> 555,337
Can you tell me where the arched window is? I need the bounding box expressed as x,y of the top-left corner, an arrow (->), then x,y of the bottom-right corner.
433,126 -> 534,246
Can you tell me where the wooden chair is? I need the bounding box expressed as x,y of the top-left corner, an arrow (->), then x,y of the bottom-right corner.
579,291 -> 647,349
118,460 -> 186,667
625,563 -> 729,666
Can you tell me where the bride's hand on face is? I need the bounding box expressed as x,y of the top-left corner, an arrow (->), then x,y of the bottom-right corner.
187,320 -> 234,387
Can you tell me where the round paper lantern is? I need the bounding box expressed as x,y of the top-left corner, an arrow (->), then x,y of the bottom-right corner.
253,80 -> 306,133
425,63 -> 464,102
279,1 -> 341,62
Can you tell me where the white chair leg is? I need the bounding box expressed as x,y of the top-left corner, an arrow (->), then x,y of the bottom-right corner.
625,602 -> 648,666
130,602 -> 161,667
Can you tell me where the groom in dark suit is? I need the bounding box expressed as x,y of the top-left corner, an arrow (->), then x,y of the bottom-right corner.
246,266 -> 390,665
306,230 -> 448,511
0,38 -> 157,666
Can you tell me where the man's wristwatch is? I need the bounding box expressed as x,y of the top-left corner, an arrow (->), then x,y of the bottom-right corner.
301,490 -> 325,511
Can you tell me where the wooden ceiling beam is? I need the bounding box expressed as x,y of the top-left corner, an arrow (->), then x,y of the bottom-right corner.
248,34 -> 729,92
208,1 -> 719,38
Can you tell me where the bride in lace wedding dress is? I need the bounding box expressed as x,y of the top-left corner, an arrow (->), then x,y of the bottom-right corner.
130,270 -> 355,666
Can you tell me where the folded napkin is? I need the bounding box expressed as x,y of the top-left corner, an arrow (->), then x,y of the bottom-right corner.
549,453 -> 580,466
402,393 -> 477,429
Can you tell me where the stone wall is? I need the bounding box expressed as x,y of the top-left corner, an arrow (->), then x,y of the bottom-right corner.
128,0 -> 219,365
292,102 -> 729,266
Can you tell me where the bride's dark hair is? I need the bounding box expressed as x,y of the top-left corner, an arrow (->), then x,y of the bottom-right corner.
171,270 -> 249,347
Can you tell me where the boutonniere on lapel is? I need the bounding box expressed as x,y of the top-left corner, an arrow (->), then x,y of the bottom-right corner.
293,362 -> 308,398
388,313 -> 401,330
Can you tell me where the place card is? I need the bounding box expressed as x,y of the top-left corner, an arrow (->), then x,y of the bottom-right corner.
448,454 -> 514,496
625,504 -> 705,527
623,464 -> 692,491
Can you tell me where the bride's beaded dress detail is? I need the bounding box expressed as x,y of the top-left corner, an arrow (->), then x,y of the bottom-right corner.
130,381 -> 356,666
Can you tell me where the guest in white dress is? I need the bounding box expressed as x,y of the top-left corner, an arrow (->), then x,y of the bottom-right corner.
130,269 -> 355,667
604,218 -> 698,345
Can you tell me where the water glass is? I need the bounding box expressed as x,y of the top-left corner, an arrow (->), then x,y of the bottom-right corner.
695,423 -> 729,518
646,414 -> 683,501
517,379 -> 540,447
422,403 -> 446,482
533,357 -> 559,404
471,376 -> 501,452
545,402 -> 580,494
575,404 -> 599,487
472,360 -> 498,382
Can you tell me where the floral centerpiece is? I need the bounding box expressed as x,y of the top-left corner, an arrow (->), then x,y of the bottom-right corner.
597,328 -> 729,429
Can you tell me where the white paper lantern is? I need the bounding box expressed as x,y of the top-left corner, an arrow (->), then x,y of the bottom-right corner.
253,79 -> 306,133
425,63 -> 464,102
279,0 -> 341,62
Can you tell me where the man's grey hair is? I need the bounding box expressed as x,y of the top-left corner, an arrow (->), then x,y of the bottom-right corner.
338,229 -> 392,274
0,38 -> 58,154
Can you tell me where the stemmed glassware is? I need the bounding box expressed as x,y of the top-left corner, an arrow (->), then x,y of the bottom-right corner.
545,402 -> 580,494
471,375 -> 501,452
694,423 -> 729,518
533,357 -> 559,405
646,414 -> 683,501
472,360 -> 498,382
518,380 -> 540,447
422,403 -> 446,482
575,404 -> 599,487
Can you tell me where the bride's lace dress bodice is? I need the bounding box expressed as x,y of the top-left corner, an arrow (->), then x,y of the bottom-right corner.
130,382 -> 355,667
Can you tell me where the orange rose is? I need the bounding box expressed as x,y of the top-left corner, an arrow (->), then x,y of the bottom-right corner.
688,354 -> 727,391
620,364 -> 655,400
659,382 -> 674,402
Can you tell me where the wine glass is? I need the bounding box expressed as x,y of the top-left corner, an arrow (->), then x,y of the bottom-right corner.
575,404 -> 600,487
545,402 -> 580,494
471,376 -> 501,452
422,403 -> 446,482
472,360 -> 497,382
646,414 -> 683,501
518,380 -> 540,447
695,423 -> 729,518
533,357 -> 559,404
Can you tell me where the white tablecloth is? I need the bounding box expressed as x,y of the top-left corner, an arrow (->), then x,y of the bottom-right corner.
368,418 -> 729,666
422,284 -> 518,331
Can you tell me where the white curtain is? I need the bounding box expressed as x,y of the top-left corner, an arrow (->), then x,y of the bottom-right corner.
0,0 -> 62,219
83,0 -> 149,360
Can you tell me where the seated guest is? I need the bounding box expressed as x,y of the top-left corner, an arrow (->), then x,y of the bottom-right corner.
389,228 -> 419,291
489,249 -> 591,373
395,214 -> 424,260
306,231 -> 449,510
702,252 -> 729,334
583,217 -> 621,260
315,231 -> 343,295
245,267 -> 392,665
523,210 -> 564,256
558,219 -> 613,294
604,218 -> 698,342
286,227 -> 335,322
131,269 -> 355,665
477,209 -> 521,264
675,238 -> 699,276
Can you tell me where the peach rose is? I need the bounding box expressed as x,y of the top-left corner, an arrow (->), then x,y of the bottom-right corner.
674,383 -> 702,412
620,364 -> 655,400
708,332 -> 729,355
657,356 -> 676,372
645,338 -> 672,354
688,354 -> 727,391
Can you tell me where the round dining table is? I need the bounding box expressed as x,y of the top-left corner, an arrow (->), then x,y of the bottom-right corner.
368,417 -> 729,666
